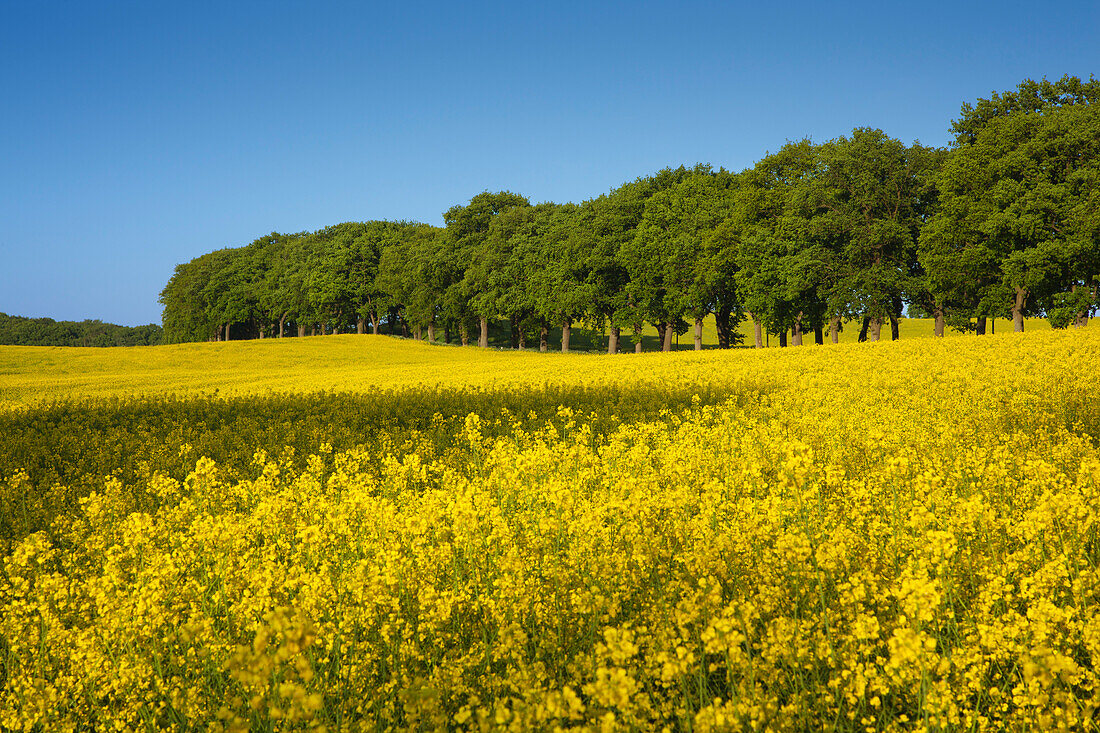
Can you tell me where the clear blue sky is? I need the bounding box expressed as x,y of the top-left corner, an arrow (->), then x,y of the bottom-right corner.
2,0 -> 1097,326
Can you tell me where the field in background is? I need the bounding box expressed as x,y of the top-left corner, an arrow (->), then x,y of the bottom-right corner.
0,317 -> 1052,407
528,315 -> 1050,351
361,315 -> 1050,352
1,327 -> 1098,731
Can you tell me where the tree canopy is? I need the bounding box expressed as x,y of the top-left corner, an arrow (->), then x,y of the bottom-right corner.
0,313 -> 162,347
922,77 -> 1100,332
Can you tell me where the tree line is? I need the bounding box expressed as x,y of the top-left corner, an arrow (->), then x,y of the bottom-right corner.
0,313 -> 162,347
160,76 -> 1100,350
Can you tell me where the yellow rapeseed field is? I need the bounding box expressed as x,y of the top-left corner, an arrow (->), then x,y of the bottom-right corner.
1,327 -> 1098,731
0,317 -> 1053,408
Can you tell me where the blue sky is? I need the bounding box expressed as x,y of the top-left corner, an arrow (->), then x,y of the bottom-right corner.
1,0 -> 1097,325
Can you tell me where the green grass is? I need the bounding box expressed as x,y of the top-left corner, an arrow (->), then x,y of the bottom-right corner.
451,315 -> 1050,352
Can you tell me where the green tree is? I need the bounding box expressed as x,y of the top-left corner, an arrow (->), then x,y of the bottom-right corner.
465,204 -> 549,348
376,223 -> 446,340
731,141 -> 822,347
248,233 -> 302,338
922,77 -> 1100,333
160,256 -> 214,343
299,222 -> 395,335
443,192 -> 530,346
614,166 -> 708,351
627,167 -> 741,351
583,188 -> 642,352
813,129 -> 938,341
522,204 -> 591,352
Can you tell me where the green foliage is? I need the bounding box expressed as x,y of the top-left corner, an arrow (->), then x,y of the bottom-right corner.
446,192 -> 531,339
375,223 -> 446,332
626,166 -> 739,325
730,139 -> 826,338
815,129 -> 938,323
0,312 -> 162,347
729,132 -> 940,343
922,76 -> 1100,329
523,203 -> 591,336
950,74 -> 1100,146
1048,288 -> 1095,329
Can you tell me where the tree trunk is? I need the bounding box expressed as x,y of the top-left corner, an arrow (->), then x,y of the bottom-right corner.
540,321 -> 549,352
357,317 -> 365,335
662,322 -> 673,352
858,317 -> 870,342
869,317 -> 882,342
279,312 -> 288,338
225,323 -> 231,341
518,326 -> 526,349
829,315 -> 840,344
779,329 -> 787,347
715,308 -> 730,349
510,314 -> 519,349
976,317 -> 987,335
259,328 -> 265,339
561,320 -> 572,352
1012,287 -> 1027,332
311,326 -> 317,337
608,326 -> 620,354
1075,284 -> 1093,328
479,316 -> 489,348
934,307 -> 944,337
750,313 -> 763,349
890,315 -> 899,341
814,324 -> 823,345
427,322 -> 435,343
297,324 -> 306,338
692,316 -> 703,351
414,325 -> 422,340
791,314 -> 803,346
634,323 -> 643,353
460,324 -> 469,346
444,326 -> 452,344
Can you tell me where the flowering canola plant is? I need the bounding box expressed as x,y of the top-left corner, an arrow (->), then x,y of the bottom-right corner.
1,328 -> 1098,731
0,317 -> 1049,408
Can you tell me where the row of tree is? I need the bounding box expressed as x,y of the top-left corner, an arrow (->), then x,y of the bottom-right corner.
160,76 -> 1099,350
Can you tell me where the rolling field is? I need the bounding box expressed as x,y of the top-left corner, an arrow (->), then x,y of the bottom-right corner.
0,317 -> 1050,407
1,327 -> 1098,731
